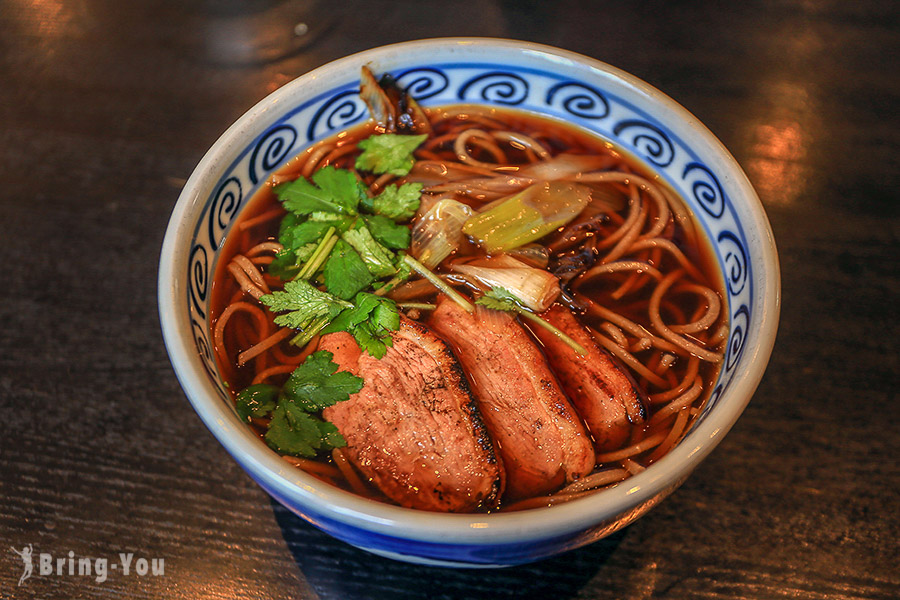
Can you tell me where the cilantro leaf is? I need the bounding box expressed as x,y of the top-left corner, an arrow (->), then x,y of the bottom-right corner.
267,410 -> 347,458
341,226 -> 397,278
395,251 -> 413,279
370,295 -> 400,332
268,248 -> 302,279
265,404 -> 325,457
321,293 -> 378,334
278,211 -> 302,244
316,420 -> 346,449
355,133 -> 427,176
349,323 -> 382,358
271,214 -> 335,280
321,293 -> 399,359
282,350 -> 365,412
261,350 -> 362,457
309,167 -> 367,213
323,239 -> 373,300
362,214 -> 411,250
346,297 -> 400,359
361,182 -> 423,221
475,287 -> 524,312
259,279 -> 351,330
275,166 -> 365,216
307,212 -> 355,230
476,287 -> 587,355
283,219 -> 338,249
235,384 -> 279,422
294,242 -> 318,263
275,178 -> 340,216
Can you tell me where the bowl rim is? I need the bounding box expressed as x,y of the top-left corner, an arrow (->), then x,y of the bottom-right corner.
158,37 -> 780,546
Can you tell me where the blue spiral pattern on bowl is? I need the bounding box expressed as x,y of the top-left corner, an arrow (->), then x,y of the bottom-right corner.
612,120 -> 675,167
249,125 -> 297,184
717,231 -> 749,296
188,244 -> 208,321
187,61 -> 754,429
683,162 -> 725,218
208,177 -> 242,248
725,305 -> 750,371
396,68 -> 449,100
191,319 -> 218,382
458,71 -> 529,104
546,82 -> 610,119
306,90 -> 368,142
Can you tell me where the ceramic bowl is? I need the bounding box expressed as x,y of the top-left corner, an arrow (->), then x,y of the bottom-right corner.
158,38 -> 779,567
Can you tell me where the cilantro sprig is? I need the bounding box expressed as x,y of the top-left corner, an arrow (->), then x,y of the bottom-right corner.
235,351 -> 364,458
476,287 -> 587,355
362,213 -> 411,249
234,384 -> 279,422
241,133 -> 441,455
323,239 -> 373,300
267,153 -> 421,297
355,133 -> 427,176
474,287 -> 529,312
258,133 -> 431,358
281,350 -> 365,412
261,280 -> 400,360
321,293 -> 400,359
360,183 -> 423,221
275,166 -> 365,216
259,279 -> 352,348
342,226 -> 397,278
234,106 -> 462,459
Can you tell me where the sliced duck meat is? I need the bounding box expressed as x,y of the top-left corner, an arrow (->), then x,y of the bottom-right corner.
532,304 -> 647,453
321,317 -> 501,512
429,297 -> 595,500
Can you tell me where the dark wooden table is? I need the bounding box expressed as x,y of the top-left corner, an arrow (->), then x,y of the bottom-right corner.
2,1 -> 897,598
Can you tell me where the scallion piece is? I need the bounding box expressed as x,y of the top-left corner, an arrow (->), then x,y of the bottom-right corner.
462,181 -> 591,253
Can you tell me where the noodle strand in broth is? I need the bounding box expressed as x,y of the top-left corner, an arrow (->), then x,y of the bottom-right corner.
209,97 -> 727,512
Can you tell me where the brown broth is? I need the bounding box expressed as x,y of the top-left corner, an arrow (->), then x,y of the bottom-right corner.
209,106 -> 727,507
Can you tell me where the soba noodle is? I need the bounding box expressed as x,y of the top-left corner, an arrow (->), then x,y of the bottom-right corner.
209,104 -> 727,511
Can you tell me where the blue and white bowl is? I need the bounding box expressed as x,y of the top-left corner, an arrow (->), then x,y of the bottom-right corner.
158,38 -> 780,567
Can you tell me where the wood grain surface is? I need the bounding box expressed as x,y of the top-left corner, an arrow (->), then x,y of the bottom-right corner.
1,1 -> 897,598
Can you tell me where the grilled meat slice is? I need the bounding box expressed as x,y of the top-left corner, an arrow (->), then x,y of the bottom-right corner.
321,317 -> 501,512
533,304 -> 647,453
429,297 -> 595,500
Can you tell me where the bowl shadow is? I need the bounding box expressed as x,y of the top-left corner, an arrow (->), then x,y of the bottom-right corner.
271,498 -> 622,600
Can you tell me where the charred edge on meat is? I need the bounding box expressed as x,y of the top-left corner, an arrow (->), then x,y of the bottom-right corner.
401,317 -> 505,507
